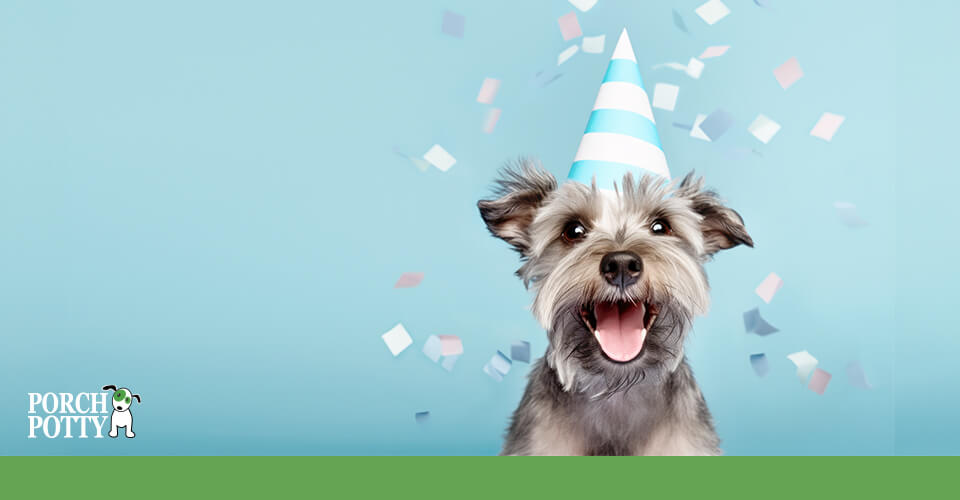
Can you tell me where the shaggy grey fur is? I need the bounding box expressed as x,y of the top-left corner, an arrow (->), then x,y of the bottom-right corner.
478,159 -> 753,456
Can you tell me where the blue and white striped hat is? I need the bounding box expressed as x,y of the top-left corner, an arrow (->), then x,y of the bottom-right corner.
568,29 -> 670,190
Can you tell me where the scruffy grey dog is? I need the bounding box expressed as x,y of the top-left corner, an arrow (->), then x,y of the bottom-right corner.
478,159 -> 753,456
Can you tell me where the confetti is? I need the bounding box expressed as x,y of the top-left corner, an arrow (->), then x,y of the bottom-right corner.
423,144 -> 456,172
582,35 -> 606,54
483,108 -> 502,134
511,341 -> 531,363
673,122 -> 693,131
690,114 -> 712,141
394,272 -> 424,288
441,11 -> 465,38
439,335 -> 463,356
558,12 -> 583,41
787,351 -> 818,382
699,109 -> 734,140
810,112 -> 845,141
748,114 -> 781,144
847,361 -> 873,389
652,83 -> 680,111
696,0 -> 731,25
415,411 -> 430,423
423,335 -> 443,362
393,147 -> 431,172
834,202 -> 868,228
476,78 -> 501,104
652,62 -> 689,72
808,368 -> 831,395
672,9 -> 689,33
568,0 -> 598,12
743,308 -> 779,336
441,355 -> 459,372
773,57 -> 803,89
750,353 -> 769,377
685,57 -> 704,79
423,334 -> 463,367
382,323 -> 413,356
558,45 -> 579,65
483,351 -> 512,381
699,45 -> 730,59
755,272 -> 783,304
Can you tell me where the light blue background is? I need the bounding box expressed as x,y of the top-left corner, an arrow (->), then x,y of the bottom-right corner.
0,0 -> 954,455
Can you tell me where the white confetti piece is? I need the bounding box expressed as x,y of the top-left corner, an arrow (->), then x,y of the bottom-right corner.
748,114 -> 781,144
558,44 -> 579,65
568,0 -> 598,12
811,112 -> 845,141
685,57 -> 704,79
696,0 -> 731,25
382,323 -> 413,356
699,45 -> 730,59
582,34 -> 606,54
652,83 -> 680,111
755,272 -> 783,304
483,351 -> 512,381
690,114 -> 712,142
423,144 -> 456,172
787,350 -> 819,382
476,78 -> 501,104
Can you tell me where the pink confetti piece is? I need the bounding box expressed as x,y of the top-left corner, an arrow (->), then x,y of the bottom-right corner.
394,272 -> 424,288
437,335 -> 463,356
699,45 -> 730,59
808,368 -> 832,395
483,108 -> 502,134
755,272 -> 783,304
773,57 -> 804,89
476,78 -> 501,104
558,12 -> 582,41
810,112 -> 845,141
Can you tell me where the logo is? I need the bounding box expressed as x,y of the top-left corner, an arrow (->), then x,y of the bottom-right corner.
27,384 -> 142,439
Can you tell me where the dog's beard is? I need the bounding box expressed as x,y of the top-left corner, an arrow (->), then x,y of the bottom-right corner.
547,300 -> 690,396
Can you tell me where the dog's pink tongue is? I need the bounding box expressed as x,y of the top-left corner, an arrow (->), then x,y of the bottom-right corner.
594,302 -> 647,362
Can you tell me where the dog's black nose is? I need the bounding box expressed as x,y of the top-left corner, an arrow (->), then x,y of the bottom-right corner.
116,406 -> 122,410
600,251 -> 642,289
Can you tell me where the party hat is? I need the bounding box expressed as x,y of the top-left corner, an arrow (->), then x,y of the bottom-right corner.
568,29 -> 670,189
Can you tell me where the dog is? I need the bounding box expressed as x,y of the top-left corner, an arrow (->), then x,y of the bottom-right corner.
478,160 -> 753,456
102,385 -> 141,438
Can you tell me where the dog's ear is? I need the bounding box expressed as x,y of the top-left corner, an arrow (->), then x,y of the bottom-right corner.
102,385 -> 117,392
478,160 -> 557,254
677,172 -> 754,256
132,394 -> 141,403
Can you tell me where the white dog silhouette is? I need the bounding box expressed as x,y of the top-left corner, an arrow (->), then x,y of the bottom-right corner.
102,385 -> 140,438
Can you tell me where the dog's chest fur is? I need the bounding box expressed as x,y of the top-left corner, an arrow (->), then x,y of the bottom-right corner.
503,359 -> 720,456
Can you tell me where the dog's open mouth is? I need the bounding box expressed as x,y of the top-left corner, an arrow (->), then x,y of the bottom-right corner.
580,301 -> 659,363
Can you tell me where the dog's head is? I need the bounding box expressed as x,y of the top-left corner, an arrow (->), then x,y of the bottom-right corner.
103,385 -> 141,412
478,160 -> 752,394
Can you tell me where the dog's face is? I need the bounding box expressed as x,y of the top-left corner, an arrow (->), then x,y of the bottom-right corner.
479,161 -> 752,394
112,388 -> 134,412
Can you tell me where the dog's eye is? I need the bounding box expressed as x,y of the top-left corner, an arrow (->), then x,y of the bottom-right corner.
561,221 -> 588,243
650,219 -> 672,235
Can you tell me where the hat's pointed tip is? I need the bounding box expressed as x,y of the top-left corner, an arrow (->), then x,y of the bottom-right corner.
611,28 -> 636,62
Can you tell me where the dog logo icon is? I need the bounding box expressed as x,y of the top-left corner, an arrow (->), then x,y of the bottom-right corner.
102,385 -> 141,438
